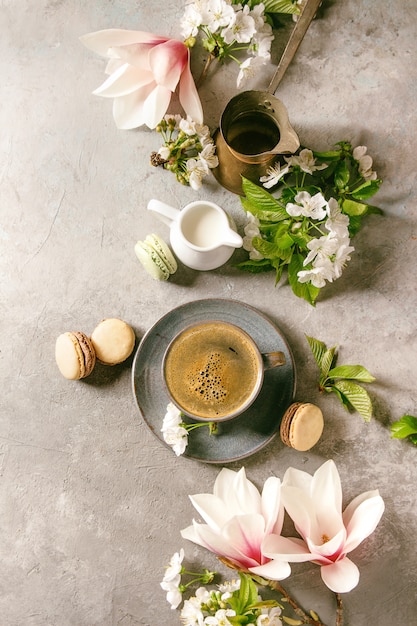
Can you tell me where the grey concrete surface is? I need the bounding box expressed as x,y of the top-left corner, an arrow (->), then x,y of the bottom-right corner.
1,1 -> 417,624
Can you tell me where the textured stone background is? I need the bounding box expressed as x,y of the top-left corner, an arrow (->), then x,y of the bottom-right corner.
1,1 -> 416,624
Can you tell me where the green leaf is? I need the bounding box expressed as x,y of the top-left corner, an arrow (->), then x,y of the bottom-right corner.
328,365 -> 376,383
351,179 -> 381,200
288,254 -> 320,305
332,380 -> 373,421
342,198 -> 370,216
334,159 -> 350,189
390,415 -> 417,440
235,258 -> 274,273
320,347 -> 337,380
241,178 -> 288,221
252,236 -> 282,259
311,149 -> 343,161
261,0 -> 300,14
275,231 -> 294,250
305,335 -> 328,368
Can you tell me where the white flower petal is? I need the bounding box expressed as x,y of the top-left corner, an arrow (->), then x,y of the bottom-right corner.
262,534 -> 313,563
343,491 -> 385,553
249,558 -> 291,581
80,28 -> 166,57
320,557 -> 360,593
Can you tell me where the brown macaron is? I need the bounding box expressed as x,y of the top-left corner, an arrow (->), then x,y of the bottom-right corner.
280,402 -> 324,451
55,331 -> 96,380
90,318 -> 136,365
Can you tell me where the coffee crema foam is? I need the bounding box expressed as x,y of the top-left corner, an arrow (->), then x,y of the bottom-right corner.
164,322 -> 261,419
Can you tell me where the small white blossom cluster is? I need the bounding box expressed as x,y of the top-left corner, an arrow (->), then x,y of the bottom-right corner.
161,403 -> 188,456
290,192 -> 355,288
242,147 -> 379,289
181,0 -> 274,87
152,115 -> 218,190
161,558 -> 283,626
352,145 -> 378,180
160,548 -> 185,609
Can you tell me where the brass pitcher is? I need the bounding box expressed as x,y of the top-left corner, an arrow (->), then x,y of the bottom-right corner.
213,90 -> 300,195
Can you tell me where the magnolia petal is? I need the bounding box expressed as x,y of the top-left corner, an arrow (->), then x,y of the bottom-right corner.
112,83 -> 154,129
214,467 -> 262,517
262,534 -> 313,563
93,64 -> 153,98
281,486 -> 315,539
181,521 -> 260,569
179,54 -> 204,124
223,514 -> 266,564
306,527 -> 346,561
142,84 -> 172,129
312,460 -> 343,515
320,557 -> 360,593
149,39 -> 187,91
80,28 -> 167,57
261,476 -> 283,535
343,491 -> 385,553
188,493 -> 231,532
249,558 -> 291,581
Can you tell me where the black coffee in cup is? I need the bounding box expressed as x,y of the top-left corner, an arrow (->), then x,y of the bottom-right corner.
163,321 -> 262,420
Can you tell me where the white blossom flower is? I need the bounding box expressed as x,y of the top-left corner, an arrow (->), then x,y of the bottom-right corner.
285,148 -> 327,175
286,191 -> 329,220
160,575 -> 183,609
162,548 -> 185,582
353,145 -> 377,180
195,586 -> 211,604
243,213 -> 264,260
199,142 -> 219,170
180,116 -> 199,136
164,113 -> 182,128
206,0 -> 235,32
331,238 -> 355,279
180,596 -> 205,626
222,5 -> 256,44
325,197 -> 350,237
204,608 -> 236,626
297,260 -> 335,288
181,4 -> 204,38
163,425 -> 189,456
250,29 -> 273,60
161,403 -> 188,455
158,145 -> 171,160
218,578 -> 240,601
162,402 -> 183,431
303,232 -> 340,267
186,158 -> 209,190
260,162 -> 290,188
256,606 -> 283,626
236,55 -> 265,87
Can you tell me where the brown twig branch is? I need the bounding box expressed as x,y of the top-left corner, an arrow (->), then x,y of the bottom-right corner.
266,579 -> 327,626
336,593 -> 344,626
196,53 -> 216,87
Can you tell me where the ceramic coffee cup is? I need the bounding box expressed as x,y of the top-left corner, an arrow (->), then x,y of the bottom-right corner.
162,320 -> 286,422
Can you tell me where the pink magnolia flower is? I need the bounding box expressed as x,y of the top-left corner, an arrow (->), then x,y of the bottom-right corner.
262,460 -> 385,593
80,29 -> 203,129
181,467 -> 290,581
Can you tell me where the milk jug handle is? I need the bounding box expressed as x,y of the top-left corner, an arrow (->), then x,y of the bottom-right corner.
147,199 -> 180,227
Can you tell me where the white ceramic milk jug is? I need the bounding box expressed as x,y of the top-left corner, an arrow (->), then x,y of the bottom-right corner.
147,199 -> 243,271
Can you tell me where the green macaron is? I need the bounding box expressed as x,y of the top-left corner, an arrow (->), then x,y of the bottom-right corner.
134,234 -> 177,281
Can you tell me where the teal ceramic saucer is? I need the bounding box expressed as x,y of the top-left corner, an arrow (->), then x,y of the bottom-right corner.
131,298 -> 296,463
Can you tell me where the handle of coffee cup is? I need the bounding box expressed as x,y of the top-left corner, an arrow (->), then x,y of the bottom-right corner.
147,199 -> 180,228
262,351 -> 286,370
